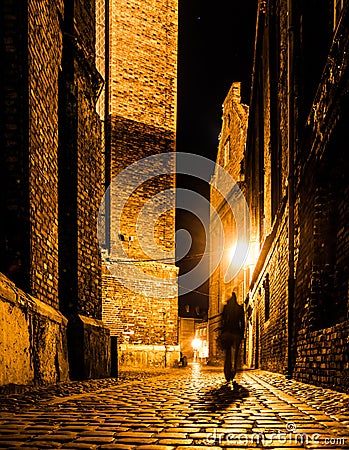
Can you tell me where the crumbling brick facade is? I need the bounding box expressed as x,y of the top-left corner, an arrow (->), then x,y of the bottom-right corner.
101,0 -> 179,367
0,0 -> 110,386
218,0 -> 349,392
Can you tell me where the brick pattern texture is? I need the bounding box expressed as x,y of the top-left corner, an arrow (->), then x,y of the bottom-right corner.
240,0 -> 349,391
0,0 -> 110,384
102,0 -> 179,352
28,0 -> 64,307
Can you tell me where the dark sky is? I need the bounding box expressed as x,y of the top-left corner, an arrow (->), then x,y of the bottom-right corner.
177,0 -> 258,161
176,0 -> 258,310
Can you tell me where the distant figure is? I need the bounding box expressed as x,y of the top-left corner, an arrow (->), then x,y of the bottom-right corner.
219,292 -> 245,384
179,352 -> 187,367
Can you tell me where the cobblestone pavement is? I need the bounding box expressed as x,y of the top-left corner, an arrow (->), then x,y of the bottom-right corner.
1,365 -> 349,449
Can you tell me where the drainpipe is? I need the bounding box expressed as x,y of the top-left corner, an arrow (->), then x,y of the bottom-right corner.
287,0 -> 295,379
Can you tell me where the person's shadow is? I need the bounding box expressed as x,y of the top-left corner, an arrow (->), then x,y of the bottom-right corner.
200,382 -> 249,413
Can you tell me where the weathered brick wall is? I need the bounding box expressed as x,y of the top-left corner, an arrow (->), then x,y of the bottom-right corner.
1,1 -> 30,290
0,0 -> 110,385
243,0 -> 349,391
57,0 -> 110,379
249,211 -> 289,373
108,0 -> 177,261
293,322 -> 349,391
28,0 -> 64,307
109,0 -> 177,132
58,0 -> 104,320
76,66 -> 103,319
292,133 -> 349,391
242,0 -> 291,373
103,0 -> 178,361
290,3 -> 349,391
103,263 -> 178,345
109,116 -> 176,261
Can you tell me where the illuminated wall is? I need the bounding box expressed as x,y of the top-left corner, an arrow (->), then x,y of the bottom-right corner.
102,0 -> 179,367
208,82 -> 249,363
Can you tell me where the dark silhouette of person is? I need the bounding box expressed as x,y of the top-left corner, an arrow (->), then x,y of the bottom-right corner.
220,292 -> 245,383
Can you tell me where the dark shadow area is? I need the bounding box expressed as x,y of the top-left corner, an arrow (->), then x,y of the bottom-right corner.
200,382 -> 249,413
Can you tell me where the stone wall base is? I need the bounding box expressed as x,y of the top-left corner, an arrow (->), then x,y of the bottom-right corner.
0,273 -> 69,387
67,315 -> 111,380
119,344 -> 180,369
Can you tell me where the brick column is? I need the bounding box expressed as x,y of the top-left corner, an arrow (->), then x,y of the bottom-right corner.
58,0 -> 110,380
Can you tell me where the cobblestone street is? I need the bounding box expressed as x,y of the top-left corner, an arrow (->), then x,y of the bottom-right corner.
1,365 -> 349,449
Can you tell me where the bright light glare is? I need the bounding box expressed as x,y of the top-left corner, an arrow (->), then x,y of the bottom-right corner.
227,244 -> 236,262
191,337 -> 202,350
224,240 -> 251,283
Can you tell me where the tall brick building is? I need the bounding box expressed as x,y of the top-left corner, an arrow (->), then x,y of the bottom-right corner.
210,0 -> 349,392
101,0 -> 180,367
208,83 -> 249,364
0,0 -> 110,386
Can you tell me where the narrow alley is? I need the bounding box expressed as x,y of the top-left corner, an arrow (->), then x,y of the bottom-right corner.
1,365 -> 349,449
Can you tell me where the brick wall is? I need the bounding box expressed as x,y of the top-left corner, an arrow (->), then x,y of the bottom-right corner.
0,0 -> 110,385
28,0 -> 64,307
0,0 -> 68,385
289,3 -> 349,390
249,210 -> 289,373
292,121 -> 349,391
242,0 -> 349,392
1,1 -> 29,291
102,0 -> 179,366
57,0 -> 110,379
293,322 -> 349,391
109,0 -> 177,132
103,263 -> 178,345
58,0 -> 105,320
108,116 -> 176,261
76,66 -> 103,319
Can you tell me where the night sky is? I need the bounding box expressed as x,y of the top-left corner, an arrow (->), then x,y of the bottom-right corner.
177,0 -> 258,161
176,0 -> 258,311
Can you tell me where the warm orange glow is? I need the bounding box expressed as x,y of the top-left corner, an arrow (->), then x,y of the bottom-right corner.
191,337 -> 202,351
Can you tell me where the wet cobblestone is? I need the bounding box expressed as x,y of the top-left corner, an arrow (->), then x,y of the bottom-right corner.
0,369 -> 170,412
1,365 -> 349,448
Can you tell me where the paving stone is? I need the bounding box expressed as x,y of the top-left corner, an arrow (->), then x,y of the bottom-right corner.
116,432 -> 155,438
79,430 -> 116,437
135,446 -> 175,450
157,438 -> 194,445
0,443 -> 29,448
2,367 -> 349,449
7,447 -> 40,450
61,443 -> 99,449
99,445 -> 135,450
23,441 -> 62,448
115,438 -> 158,445
0,434 -> 31,441
165,427 -> 201,433
189,432 -> 213,439
75,436 -> 115,443
176,447 -> 223,450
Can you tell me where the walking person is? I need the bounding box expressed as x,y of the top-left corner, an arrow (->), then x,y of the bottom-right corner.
218,292 -> 245,385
